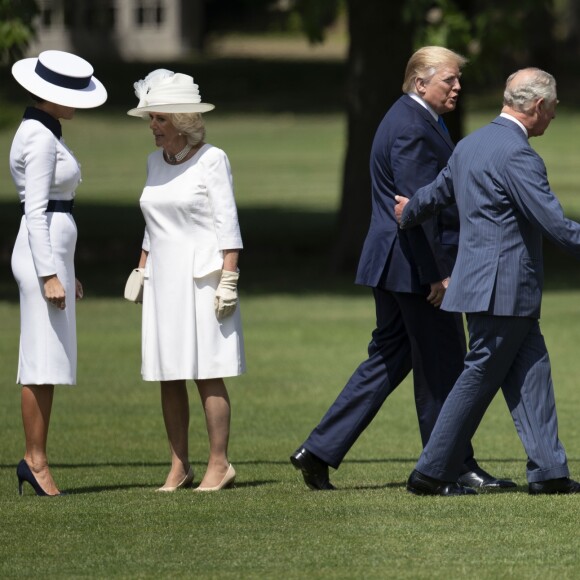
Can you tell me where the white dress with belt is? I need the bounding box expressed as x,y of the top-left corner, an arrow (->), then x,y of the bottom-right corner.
140,143 -> 246,381
10,108 -> 80,385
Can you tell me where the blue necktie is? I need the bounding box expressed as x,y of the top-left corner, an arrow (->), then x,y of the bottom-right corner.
437,115 -> 448,133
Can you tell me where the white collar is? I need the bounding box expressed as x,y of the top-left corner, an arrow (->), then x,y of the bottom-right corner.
500,112 -> 528,137
407,92 -> 439,122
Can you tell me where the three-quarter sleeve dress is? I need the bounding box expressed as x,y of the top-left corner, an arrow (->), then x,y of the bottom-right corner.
10,108 -> 81,385
139,143 -> 246,381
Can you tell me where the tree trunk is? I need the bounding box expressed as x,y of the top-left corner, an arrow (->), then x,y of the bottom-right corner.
525,2 -> 555,72
332,1 -> 414,273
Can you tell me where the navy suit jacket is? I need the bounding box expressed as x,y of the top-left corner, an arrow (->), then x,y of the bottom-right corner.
401,115 -> 580,317
355,94 -> 459,293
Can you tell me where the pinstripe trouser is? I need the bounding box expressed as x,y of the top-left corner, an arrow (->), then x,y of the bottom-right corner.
416,313 -> 569,483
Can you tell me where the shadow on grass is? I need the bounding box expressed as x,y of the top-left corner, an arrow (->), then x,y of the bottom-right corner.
2,457 -> 532,494
66,480 -> 277,494
0,201 -> 359,301
2,200 -> 580,301
0,456 -> 530,470
380,481 -> 523,493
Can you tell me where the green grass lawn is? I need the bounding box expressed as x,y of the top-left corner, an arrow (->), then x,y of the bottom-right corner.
0,109 -> 579,578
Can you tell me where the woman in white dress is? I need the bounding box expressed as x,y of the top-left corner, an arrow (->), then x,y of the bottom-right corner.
9,51 -> 107,496
128,69 -> 245,492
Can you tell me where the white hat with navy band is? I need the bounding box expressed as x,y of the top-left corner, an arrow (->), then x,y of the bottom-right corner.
12,50 -> 107,109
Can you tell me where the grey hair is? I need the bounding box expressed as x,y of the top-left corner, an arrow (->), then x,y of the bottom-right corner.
503,68 -> 557,113
169,112 -> 206,145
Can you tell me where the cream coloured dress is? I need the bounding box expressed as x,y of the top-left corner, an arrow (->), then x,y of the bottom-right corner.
140,144 -> 245,381
10,109 -> 80,385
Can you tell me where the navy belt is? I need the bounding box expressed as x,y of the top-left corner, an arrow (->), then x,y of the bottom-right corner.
21,200 -> 74,214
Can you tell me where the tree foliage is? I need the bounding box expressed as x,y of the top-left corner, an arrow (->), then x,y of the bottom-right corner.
202,0 -> 343,44
0,0 -> 39,65
334,0 -> 557,270
293,0 -> 342,43
285,0 -> 556,81
403,0 -> 556,82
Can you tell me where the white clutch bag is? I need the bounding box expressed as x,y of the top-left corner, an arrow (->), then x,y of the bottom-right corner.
124,268 -> 144,303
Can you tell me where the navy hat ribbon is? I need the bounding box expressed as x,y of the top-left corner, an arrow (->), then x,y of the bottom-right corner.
35,60 -> 91,90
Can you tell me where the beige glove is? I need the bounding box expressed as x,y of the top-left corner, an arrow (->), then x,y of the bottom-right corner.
214,269 -> 239,320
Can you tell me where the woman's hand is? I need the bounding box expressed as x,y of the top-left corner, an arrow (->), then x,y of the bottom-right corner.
43,274 -> 66,310
214,270 -> 239,320
75,278 -> 84,300
215,249 -> 241,320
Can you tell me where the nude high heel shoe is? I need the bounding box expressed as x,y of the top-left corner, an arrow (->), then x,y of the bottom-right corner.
194,464 -> 236,492
156,466 -> 194,492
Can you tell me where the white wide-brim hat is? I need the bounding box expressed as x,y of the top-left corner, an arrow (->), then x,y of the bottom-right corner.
12,50 -> 107,109
127,69 -> 214,118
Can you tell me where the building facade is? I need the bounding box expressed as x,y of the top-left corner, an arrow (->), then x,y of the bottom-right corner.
27,0 -> 203,60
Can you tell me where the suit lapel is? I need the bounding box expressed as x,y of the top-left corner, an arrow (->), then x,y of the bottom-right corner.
402,94 -> 455,150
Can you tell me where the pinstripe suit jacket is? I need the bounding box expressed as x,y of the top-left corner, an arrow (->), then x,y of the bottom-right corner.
400,115 -> 580,318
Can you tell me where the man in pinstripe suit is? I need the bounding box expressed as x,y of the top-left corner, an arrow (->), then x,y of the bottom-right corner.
291,46 -> 513,492
396,67 -> 580,495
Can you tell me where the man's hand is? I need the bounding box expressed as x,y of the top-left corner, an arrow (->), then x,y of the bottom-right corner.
427,278 -> 449,308
394,195 -> 410,224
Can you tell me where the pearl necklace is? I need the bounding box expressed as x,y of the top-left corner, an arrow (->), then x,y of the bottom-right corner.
164,143 -> 193,164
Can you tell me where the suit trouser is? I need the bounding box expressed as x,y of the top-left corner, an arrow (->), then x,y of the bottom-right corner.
304,287 -> 477,470
416,313 -> 569,483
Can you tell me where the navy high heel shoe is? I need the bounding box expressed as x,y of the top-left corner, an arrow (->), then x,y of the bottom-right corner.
17,459 -> 65,497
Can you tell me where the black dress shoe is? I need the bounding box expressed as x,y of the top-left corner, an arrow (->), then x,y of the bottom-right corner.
458,465 -> 517,489
290,447 -> 335,491
407,469 -> 476,496
529,477 -> 580,495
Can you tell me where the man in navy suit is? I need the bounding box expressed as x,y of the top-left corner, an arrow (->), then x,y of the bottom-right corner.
291,46 -> 513,491
397,67 -> 580,496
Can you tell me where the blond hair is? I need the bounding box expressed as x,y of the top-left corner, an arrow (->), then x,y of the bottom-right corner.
170,112 -> 206,145
402,46 -> 467,93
